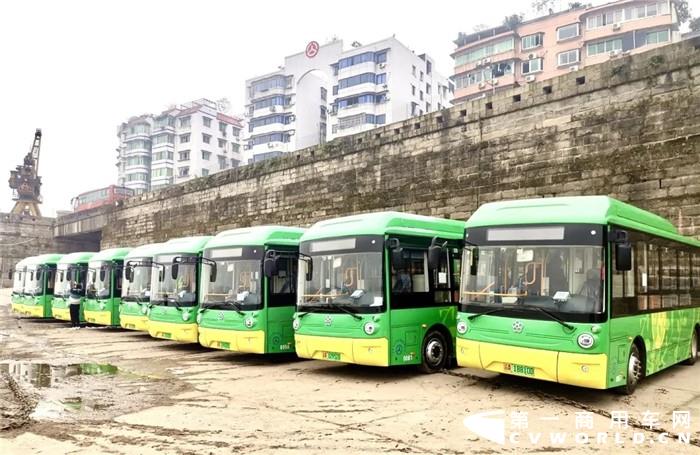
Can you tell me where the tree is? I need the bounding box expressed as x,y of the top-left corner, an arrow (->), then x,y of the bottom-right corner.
531,0 -> 556,14
568,2 -> 585,9
673,0 -> 691,24
690,16 -> 700,32
503,14 -> 524,30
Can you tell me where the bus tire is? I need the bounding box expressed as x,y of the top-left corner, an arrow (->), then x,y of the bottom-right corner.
419,330 -> 448,374
618,344 -> 643,395
682,328 -> 699,366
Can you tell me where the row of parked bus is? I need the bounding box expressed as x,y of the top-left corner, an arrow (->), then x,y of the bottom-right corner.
10,196 -> 700,394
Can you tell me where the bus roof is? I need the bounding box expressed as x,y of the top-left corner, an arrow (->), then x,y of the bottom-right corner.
58,252 -> 97,265
205,226 -> 305,249
155,236 -> 212,255
25,253 -> 64,266
14,257 -> 34,269
466,196 -> 700,246
125,243 -> 165,259
89,247 -> 132,262
301,212 -> 465,242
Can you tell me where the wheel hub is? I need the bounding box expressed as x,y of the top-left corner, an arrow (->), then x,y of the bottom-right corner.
425,339 -> 444,366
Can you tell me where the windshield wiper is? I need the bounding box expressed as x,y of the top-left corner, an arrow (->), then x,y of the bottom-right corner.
296,305 -> 327,319
467,306 -> 515,321
166,296 -> 181,310
523,305 -> 575,331
329,303 -> 362,320
223,299 -> 245,315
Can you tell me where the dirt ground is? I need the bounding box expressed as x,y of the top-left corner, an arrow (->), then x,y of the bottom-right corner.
1,289 -> 699,454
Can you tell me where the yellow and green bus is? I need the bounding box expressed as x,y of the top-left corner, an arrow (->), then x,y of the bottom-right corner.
11,257 -> 32,312
148,236 -> 212,343
52,252 -> 95,322
120,243 -> 163,331
17,254 -> 63,318
84,248 -> 132,326
198,226 -> 305,353
293,212 -> 465,372
456,196 -> 700,394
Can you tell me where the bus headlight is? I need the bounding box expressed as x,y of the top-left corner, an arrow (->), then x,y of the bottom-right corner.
245,318 -> 255,328
577,333 -> 595,349
181,310 -> 190,322
293,318 -> 300,331
457,320 -> 468,335
363,322 -> 376,335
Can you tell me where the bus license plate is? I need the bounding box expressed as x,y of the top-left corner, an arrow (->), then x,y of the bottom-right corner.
506,363 -> 534,376
323,351 -> 341,361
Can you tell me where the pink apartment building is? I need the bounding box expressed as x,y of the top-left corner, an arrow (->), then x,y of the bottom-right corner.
452,0 -> 680,103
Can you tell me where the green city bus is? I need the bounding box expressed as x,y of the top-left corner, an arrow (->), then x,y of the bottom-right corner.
120,243 -> 163,331
456,196 -> 700,394
83,248 -> 132,326
147,236 -> 212,343
197,226 -> 305,354
293,212 -> 465,372
11,257 -> 32,313
18,254 -> 64,318
52,252 -> 95,322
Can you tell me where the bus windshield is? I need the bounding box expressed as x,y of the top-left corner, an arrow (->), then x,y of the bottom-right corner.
54,265 -> 69,298
24,266 -> 42,296
201,257 -> 262,309
151,254 -> 197,307
87,261 -> 111,300
13,269 -> 25,294
461,245 -> 604,315
298,250 -> 383,312
123,258 -> 152,302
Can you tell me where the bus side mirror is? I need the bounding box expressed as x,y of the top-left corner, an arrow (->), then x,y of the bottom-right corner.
209,263 -> 217,282
388,238 -> 405,269
125,266 -> 133,282
428,237 -> 447,270
263,251 -> 279,278
615,243 -> 632,271
171,262 -> 179,280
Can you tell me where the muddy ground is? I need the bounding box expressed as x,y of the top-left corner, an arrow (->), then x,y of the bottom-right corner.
1,289 -> 699,454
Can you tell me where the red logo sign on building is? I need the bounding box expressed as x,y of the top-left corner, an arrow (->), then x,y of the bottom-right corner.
305,41 -> 320,58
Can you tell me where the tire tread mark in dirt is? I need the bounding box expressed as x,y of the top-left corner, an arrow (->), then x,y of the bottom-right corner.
0,371 -> 36,431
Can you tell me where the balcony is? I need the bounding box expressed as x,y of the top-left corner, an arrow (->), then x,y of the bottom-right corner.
453,73 -> 517,102
454,49 -> 518,76
249,86 -> 287,101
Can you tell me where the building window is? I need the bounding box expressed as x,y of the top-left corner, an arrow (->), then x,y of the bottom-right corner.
247,132 -> 290,146
179,133 -> 190,143
218,155 -> 228,170
201,150 -> 211,160
521,57 -> 543,74
218,138 -> 226,148
376,114 -> 386,125
426,83 -> 431,95
320,87 -> 327,101
218,122 -> 227,135
412,65 -> 416,76
337,113 -> 383,130
419,71 -> 424,81
587,2 -> 669,29
337,51 -> 386,69
521,33 -> 544,50
178,167 -> 189,177
411,84 -> 416,96
152,168 -> 173,178
178,150 -> 190,161
152,133 -> 174,145
419,90 -> 424,101
426,102 -> 431,111
557,49 -> 580,66
454,61 -> 514,89
332,85 -> 338,96
335,93 -> 386,110
556,23 -> 580,41
202,168 -> 209,177
202,116 -> 212,128
153,151 -> 174,161
454,37 -> 515,66
645,29 -> 670,45
251,75 -> 290,94
253,95 -> 291,110
231,143 -> 240,154
202,133 -> 211,144
426,60 -> 432,75
587,38 -> 622,56
179,116 -> 191,128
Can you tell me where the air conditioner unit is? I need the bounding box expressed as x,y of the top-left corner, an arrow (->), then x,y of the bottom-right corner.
609,49 -> 622,57
478,82 -> 486,89
569,65 -> 580,72
267,143 -> 275,148
476,59 -> 484,67
528,53 -> 536,60
482,57 -> 491,64
525,75 -> 536,82
612,22 -> 621,30
382,84 -> 388,89
270,106 -> 276,112
379,63 -> 386,69
384,97 -> 390,102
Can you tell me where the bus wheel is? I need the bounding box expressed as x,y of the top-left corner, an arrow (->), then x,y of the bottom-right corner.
619,344 -> 643,395
682,329 -> 698,365
419,330 -> 448,374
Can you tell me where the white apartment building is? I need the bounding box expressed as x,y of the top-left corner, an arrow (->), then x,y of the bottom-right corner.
117,99 -> 243,193
243,37 -> 453,164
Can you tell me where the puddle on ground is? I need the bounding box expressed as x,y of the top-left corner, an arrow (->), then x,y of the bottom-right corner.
0,361 -> 118,388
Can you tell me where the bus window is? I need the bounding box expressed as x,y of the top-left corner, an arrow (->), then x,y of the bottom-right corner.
693,253 -> 700,306
451,249 -> 462,303
46,268 -> 56,295
269,256 -> 297,307
679,250 -> 691,306
647,244 -> 661,310
635,242 -> 648,310
115,263 -> 123,296
392,250 -> 427,294
661,247 -> 678,308
433,250 -> 450,304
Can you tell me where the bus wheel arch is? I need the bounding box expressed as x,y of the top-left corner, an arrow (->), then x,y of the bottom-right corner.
418,324 -> 452,374
618,338 -> 646,395
682,325 -> 700,366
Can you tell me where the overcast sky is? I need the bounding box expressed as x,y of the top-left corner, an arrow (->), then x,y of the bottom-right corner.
1,0 -> 698,216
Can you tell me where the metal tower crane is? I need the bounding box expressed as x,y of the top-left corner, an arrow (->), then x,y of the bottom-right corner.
8,129 -> 43,217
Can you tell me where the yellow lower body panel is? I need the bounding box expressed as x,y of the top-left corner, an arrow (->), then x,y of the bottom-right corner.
16,304 -> 45,318
120,314 -> 149,332
456,338 -> 608,389
148,320 -> 198,343
84,310 -> 112,326
199,327 -> 266,353
11,303 -> 22,313
294,334 -> 389,367
52,306 -> 71,321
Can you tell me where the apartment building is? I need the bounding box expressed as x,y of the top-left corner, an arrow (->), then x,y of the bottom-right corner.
117,99 -> 243,193
244,37 -> 453,164
452,0 -> 680,103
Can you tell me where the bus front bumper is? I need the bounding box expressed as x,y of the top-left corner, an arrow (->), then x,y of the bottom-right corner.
456,338 -> 608,389
120,314 -> 149,331
52,306 -> 71,321
294,334 -> 389,367
15,304 -> 44,318
199,327 -> 265,353
148,320 -> 198,343
84,310 -> 113,326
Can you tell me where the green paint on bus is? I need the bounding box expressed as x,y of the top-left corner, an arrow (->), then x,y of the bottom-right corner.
52,252 -> 97,323
83,248 -> 132,326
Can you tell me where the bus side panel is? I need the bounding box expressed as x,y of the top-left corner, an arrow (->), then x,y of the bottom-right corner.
389,306 -> 456,366
608,314 -> 652,388
266,306 -> 295,353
